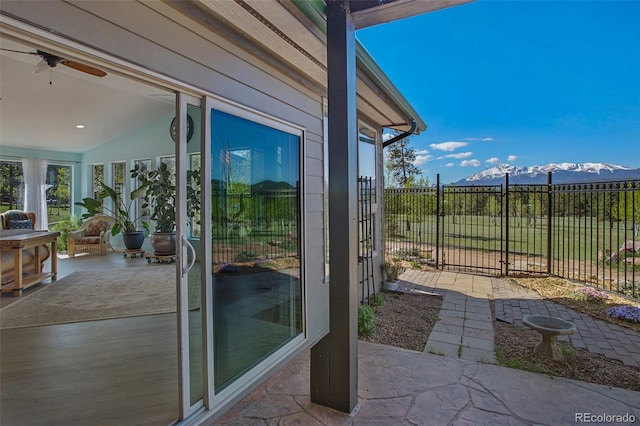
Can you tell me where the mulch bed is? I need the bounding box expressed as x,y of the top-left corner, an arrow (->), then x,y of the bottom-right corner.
359,291 -> 442,352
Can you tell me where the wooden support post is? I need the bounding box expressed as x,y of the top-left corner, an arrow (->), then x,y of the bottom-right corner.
310,0 -> 359,414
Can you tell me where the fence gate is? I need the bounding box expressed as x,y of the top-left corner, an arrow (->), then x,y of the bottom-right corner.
384,186 -> 439,270
440,184 -> 504,275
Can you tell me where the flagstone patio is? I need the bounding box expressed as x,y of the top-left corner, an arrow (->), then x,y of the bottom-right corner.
215,270 -> 640,425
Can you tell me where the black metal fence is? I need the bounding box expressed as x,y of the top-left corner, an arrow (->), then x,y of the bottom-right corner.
211,188 -> 299,264
384,174 -> 639,298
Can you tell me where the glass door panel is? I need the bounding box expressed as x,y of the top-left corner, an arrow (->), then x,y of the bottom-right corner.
186,103 -> 204,405
210,109 -> 302,391
176,94 -> 205,419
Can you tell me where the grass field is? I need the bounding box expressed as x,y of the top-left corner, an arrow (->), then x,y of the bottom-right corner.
0,204 -> 71,226
386,213 -> 639,297
387,214 -> 635,260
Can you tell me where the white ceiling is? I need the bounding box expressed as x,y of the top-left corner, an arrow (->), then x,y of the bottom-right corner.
0,38 -> 175,154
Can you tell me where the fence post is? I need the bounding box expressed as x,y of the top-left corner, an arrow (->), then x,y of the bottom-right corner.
435,173 -> 440,269
547,172 -> 552,275
504,173 -> 509,276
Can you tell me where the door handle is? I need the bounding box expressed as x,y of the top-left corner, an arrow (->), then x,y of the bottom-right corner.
182,234 -> 196,277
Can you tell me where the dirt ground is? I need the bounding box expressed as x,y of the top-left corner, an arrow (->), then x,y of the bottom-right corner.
358,291 -> 442,352
360,285 -> 640,391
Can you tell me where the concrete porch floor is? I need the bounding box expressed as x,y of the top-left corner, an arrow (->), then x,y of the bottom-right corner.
215,270 -> 640,425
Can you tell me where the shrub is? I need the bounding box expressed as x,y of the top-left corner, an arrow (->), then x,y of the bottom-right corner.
383,260 -> 406,281
51,215 -> 81,252
606,306 -> 640,323
233,251 -> 259,262
358,304 -> 376,337
573,286 -> 609,302
368,294 -> 383,307
396,247 -> 421,258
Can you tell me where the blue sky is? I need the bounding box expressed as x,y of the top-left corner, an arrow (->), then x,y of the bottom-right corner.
356,0 -> 640,184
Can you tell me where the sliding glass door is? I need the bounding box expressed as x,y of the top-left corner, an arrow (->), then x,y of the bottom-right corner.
176,97 -> 304,419
210,107 -> 303,392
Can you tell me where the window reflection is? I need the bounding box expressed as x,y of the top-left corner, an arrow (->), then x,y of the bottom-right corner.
211,109 -> 302,391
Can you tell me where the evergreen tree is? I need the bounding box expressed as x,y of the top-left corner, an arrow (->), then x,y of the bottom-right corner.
384,136 -> 422,188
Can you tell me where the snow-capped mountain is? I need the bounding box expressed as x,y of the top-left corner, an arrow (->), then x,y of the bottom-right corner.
457,163 -> 640,185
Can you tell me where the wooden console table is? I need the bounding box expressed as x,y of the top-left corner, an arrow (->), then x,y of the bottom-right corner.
0,231 -> 60,297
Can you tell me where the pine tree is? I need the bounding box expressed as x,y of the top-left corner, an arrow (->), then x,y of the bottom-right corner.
384,135 -> 424,232
384,136 -> 422,188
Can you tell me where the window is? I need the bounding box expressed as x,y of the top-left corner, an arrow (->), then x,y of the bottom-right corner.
91,164 -> 104,200
112,162 -> 125,200
46,164 -> 72,224
1,160 -> 72,227
133,159 -> 151,230
189,153 -> 201,238
0,160 -> 24,212
358,125 -> 377,202
358,125 -> 378,256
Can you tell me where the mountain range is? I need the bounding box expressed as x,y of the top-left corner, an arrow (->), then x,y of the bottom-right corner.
456,162 -> 640,185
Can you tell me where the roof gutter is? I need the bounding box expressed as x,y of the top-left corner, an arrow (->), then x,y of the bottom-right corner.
382,119 -> 417,148
291,0 -> 427,135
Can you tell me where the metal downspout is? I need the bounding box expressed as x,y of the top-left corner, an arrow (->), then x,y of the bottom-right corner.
382,119 -> 417,148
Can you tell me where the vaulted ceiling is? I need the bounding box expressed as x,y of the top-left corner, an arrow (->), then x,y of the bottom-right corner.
0,37 -> 174,153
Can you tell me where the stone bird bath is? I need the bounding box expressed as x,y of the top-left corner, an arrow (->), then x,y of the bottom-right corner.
522,315 -> 577,361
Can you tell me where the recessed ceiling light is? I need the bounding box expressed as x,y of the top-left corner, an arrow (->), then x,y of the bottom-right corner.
75,124 -> 85,129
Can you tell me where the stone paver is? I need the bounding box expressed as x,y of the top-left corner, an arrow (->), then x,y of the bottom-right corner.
412,273 -> 497,364
491,276 -> 640,367
403,270 -> 640,367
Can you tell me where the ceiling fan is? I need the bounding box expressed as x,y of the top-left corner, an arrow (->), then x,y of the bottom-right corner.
0,47 -> 107,78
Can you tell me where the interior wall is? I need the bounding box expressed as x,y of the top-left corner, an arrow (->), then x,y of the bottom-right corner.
78,109 -> 203,252
79,112 -> 174,215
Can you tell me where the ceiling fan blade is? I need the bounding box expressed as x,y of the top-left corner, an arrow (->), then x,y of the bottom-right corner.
60,59 -> 107,77
32,58 -> 50,74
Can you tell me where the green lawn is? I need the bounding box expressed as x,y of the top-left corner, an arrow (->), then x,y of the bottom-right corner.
386,213 -> 636,263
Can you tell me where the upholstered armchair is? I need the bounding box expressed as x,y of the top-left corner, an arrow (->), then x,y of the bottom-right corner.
1,210 -> 37,230
68,215 -> 116,257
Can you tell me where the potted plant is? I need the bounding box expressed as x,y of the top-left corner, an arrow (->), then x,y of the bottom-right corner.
131,162 -> 200,255
382,259 -> 406,291
75,180 -> 149,250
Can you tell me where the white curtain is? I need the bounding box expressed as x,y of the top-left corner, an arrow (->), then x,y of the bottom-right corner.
22,158 -> 48,230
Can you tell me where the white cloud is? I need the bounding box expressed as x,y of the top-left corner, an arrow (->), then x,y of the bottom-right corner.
382,133 -> 394,142
445,162 -> 454,167
508,155 -> 518,162
464,137 -> 494,142
486,157 -> 501,165
461,159 -> 481,167
415,149 -> 429,155
445,151 -> 473,159
413,154 -> 433,167
430,141 -> 468,152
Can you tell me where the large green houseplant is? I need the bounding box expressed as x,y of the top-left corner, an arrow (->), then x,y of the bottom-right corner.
131,162 -> 200,255
75,180 -> 149,250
